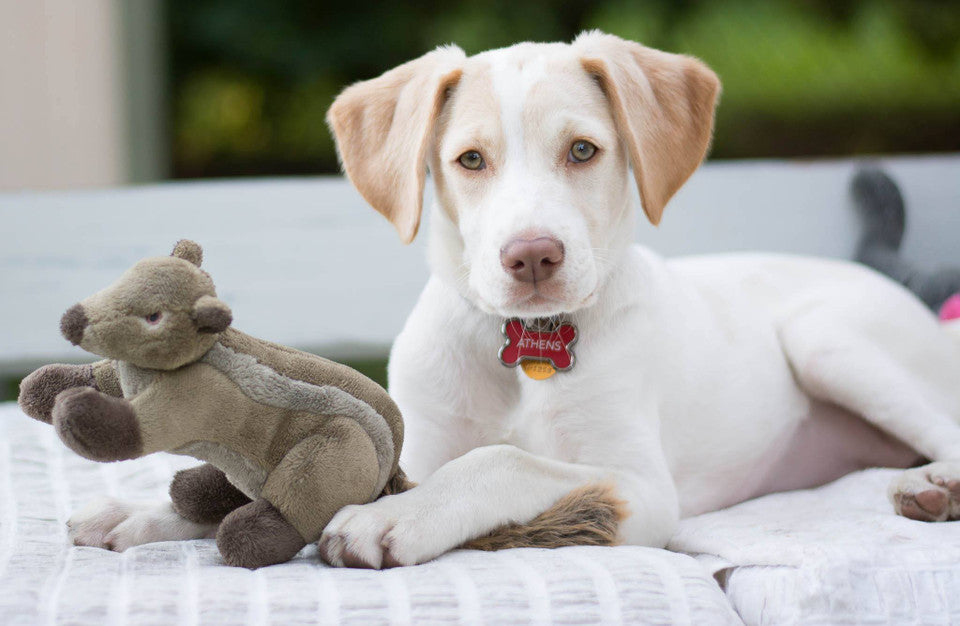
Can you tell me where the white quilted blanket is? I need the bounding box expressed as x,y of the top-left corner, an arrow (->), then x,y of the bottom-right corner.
671,469 -> 960,624
0,403 -> 739,625
4,398 -> 960,625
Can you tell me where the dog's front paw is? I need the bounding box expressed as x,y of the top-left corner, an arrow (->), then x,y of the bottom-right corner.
52,387 -> 142,462
318,494 -> 449,569
889,461 -> 960,522
68,497 -> 135,549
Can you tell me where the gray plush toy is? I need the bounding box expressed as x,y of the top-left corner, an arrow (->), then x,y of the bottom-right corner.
18,240 -> 408,569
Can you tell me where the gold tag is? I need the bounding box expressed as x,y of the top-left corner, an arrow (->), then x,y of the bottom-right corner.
521,360 -> 556,380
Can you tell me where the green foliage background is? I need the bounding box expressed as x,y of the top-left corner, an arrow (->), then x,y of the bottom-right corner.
168,0 -> 960,178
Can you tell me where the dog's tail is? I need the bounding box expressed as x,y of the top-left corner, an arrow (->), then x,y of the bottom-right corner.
852,166 -> 906,253
461,483 -> 628,551
852,167 -> 960,311
379,467 -> 416,496
380,473 -> 626,551
851,167 -> 913,289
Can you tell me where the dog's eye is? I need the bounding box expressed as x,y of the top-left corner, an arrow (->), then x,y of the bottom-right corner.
145,312 -> 162,324
458,150 -> 485,171
569,140 -> 597,163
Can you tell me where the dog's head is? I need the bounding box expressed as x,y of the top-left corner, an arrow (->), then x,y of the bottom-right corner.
328,31 -> 719,318
60,240 -> 233,370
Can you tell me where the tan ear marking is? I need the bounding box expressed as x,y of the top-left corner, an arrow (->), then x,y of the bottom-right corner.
576,32 -> 720,225
172,240 -> 204,267
326,46 -> 466,244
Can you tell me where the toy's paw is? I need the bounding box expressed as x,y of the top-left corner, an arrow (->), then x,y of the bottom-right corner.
68,497 -> 135,549
18,363 -> 96,423
889,461 -> 960,522
52,387 -> 142,462
69,499 -> 217,551
170,463 -> 252,524
318,492 -> 449,569
216,499 -> 306,569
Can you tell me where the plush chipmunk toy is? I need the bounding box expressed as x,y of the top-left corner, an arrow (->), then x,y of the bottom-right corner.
18,240 -> 406,569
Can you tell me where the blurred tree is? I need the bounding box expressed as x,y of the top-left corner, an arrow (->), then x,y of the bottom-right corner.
168,0 -> 960,178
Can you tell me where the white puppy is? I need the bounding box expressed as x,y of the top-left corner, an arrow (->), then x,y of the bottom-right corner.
69,32 -> 960,568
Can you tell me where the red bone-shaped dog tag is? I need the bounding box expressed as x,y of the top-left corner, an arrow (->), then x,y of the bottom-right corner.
499,319 -> 577,372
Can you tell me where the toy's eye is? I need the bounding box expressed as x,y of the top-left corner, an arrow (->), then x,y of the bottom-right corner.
569,140 -> 597,163
146,312 -> 162,324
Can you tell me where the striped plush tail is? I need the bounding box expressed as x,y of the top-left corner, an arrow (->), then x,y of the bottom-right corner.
462,483 -> 628,551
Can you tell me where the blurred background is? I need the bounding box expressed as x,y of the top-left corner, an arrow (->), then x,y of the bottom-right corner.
2,0 -> 959,190
2,0 -> 959,401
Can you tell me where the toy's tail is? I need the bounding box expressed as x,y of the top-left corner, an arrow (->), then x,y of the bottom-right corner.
460,483 -> 627,551
851,166 -> 960,311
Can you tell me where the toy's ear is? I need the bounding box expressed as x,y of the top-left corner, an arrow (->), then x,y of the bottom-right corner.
192,295 -> 232,334
172,240 -> 203,267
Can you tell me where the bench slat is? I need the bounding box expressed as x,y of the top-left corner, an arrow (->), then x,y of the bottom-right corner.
1,155 -> 957,372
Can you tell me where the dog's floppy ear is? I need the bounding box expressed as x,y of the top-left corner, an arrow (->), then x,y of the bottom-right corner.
327,46 -> 465,244
192,295 -> 232,334
575,32 -> 720,225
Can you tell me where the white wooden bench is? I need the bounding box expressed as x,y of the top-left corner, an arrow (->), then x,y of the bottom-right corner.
1,155 -> 958,625
2,154 -> 957,380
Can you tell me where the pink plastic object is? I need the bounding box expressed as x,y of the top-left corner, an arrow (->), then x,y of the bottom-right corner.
939,294 -> 960,322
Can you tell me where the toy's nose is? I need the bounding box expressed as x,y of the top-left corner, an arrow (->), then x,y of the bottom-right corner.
500,237 -> 565,283
60,304 -> 88,346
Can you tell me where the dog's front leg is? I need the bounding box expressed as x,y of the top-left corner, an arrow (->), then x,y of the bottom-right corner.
319,443 -> 678,568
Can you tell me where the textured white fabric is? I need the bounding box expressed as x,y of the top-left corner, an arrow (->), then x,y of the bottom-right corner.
0,402 -> 739,625
671,468 -> 960,625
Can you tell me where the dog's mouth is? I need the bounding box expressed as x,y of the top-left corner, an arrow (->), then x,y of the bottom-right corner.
494,284 -> 598,318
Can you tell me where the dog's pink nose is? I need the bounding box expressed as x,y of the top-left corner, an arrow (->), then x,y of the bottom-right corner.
500,237 -> 564,283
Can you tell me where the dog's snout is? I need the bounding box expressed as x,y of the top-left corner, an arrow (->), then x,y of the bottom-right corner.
500,237 -> 565,283
60,304 -> 89,346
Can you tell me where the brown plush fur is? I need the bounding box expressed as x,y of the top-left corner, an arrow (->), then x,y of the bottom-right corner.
60,304 -> 89,346
217,498 -> 306,569
19,240 -> 404,569
217,328 -> 404,476
461,483 -> 628,551
259,416 -> 380,542
92,360 -> 123,398
51,387 -> 143,462
170,463 -> 252,524
18,363 -> 96,423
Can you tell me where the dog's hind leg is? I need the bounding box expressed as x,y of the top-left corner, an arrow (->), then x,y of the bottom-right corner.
779,312 -> 960,521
